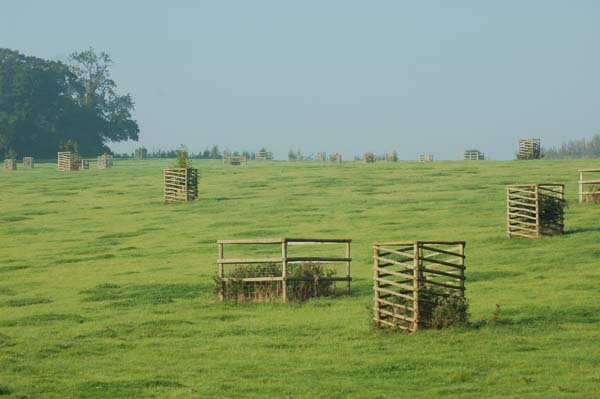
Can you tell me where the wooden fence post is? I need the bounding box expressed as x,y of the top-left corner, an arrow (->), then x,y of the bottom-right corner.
281,240 -> 288,302
218,242 -> 224,301
373,245 -> 380,325
345,242 -> 351,293
534,185 -> 540,236
412,242 -> 420,332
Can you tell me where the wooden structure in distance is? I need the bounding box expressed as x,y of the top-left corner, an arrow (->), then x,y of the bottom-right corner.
506,184 -> 564,238
578,169 -> 600,203
373,240 -> 466,332
419,153 -> 434,162
97,154 -> 113,169
464,149 -> 485,160
163,168 -> 199,202
217,238 -> 352,302
363,152 -> 375,163
385,152 -> 397,162
22,157 -> 34,169
255,151 -> 273,161
315,152 -> 326,162
4,159 -> 16,171
57,152 -> 79,171
329,153 -> 342,163
517,139 -> 541,160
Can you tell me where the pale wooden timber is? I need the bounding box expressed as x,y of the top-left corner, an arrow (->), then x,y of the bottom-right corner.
372,241 -> 466,332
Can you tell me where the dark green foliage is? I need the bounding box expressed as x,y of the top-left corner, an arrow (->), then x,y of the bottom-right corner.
0,47 -> 138,157
174,146 -> 191,168
59,138 -> 78,153
539,193 -> 566,235
216,263 -> 337,303
544,134 -> 600,159
419,290 -> 469,329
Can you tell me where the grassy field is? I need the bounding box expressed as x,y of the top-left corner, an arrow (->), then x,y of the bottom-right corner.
1,158 -> 600,398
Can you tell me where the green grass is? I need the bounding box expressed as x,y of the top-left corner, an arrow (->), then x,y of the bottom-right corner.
1,158 -> 600,398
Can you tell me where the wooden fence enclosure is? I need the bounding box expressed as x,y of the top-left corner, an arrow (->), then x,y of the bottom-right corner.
506,184 -> 565,238
373,241 -> 466,332
363,153 -> 375,163
223,153 -> 247,166
22,157 -> 34,168
255,151 -> 273,161
315,152 -> 326,162
385,152 -> 398,162
517,139 -> 541,160
419,153 -> 434,162
80,160 -> 89,170
217,238 -> 352,302
57,152 -> 80,171
97,154 -> 113,169
578,169 -> 600,203
4,159 -> 16,171
464,150 -> 485,160
329,153 -> 342,163
163,168 -> 199,202
135,147 -> 147,160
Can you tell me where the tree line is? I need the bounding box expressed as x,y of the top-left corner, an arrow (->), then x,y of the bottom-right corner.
0,47 -> 139,159
544,134 -> 600,159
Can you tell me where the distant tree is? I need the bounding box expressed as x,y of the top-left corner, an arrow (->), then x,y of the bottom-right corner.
288,149 -> 297,161
66,48 -> 139,155
242,150 -> 250,160
202,148 -> 210,159
544,134 -> 600,159
210,145 -> 221,159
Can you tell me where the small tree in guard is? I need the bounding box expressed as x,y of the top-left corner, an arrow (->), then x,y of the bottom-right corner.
4,158 -> 16,171
578,169 -> 600,203
373,241 -> 467,332
506,184 -> 565,238
217,238 -> 352,302
23,157 -> 34,168
163,147 -> 198,202
385,152 -> 397,162
517,139 -> 541,160
97,154 -> 113,169
363,153 -> 375,163
315,152 -> 326,162
57,152 -> 80,171
135,147 -> 147,160
329,153 -> 342,163
419,153 -> 434,162
464,149 -> 485,160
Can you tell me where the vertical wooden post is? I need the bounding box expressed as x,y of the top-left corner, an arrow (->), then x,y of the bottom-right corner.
534,185 -> 540,237
218,242 -> 224,301
281,240 -> 288,302
458,243 -> 466,298
579,171 -> 584,203
373,245 -> 380,326
506,187 -> 511,238
412,242 -> 420,332
345,241 -> 351,293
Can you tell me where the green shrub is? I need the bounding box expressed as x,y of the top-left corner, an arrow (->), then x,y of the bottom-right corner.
215,263 -> 337,303
419,289 -> 469,329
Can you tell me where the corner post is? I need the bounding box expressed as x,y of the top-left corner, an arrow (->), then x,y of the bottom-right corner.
373,244 -> 380,326
534,185 -> 540,237
345,241 -> 351,293
218,242 -> 224,301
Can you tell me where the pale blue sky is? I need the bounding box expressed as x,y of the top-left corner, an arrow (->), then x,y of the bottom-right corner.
2,1 -> 599,159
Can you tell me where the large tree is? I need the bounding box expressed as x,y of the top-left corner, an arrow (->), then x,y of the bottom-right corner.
0,47 -> 139,158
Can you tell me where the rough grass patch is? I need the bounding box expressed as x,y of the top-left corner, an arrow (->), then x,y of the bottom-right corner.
1,297 -> 52,307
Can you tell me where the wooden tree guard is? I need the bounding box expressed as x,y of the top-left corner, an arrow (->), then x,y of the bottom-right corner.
363,153 -> 375,163
255,151 -> 273,161
135,147 -> 147,160
329,153 -> 342,163
464,149 -> 485,160
97,154 -> 113,169
163,168 -> 199,202
4,159 -> 16,171
578,169 -> 600,203
22,157 -> 34,168
57,152 -> 80,171
385,152 -> 397,162
217,238 -> 352,302
372,241 -> 466,332
80,160 -> 89,170
223,153 -> 247,166
517,139 -> 541,160
506,184 -> 565,238
419,153 -> 434,162
315,152 -> 326,161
